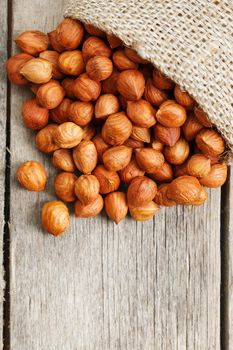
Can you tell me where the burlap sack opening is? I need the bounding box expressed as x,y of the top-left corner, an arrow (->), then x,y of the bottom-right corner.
65,0 -> 233,159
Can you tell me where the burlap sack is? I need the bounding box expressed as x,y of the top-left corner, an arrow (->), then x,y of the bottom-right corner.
65,0 -> 233,157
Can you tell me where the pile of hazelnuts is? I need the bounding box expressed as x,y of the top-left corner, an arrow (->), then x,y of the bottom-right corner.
6,18 -> 228,236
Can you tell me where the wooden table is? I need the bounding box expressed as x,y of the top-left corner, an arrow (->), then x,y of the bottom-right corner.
0,1 -> 232,349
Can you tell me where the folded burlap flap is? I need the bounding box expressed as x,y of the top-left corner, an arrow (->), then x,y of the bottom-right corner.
65,0 -> 233,158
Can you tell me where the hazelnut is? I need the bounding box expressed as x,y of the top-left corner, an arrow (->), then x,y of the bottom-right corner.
52,149 -> 76,172
102,69 -> 120,94
156,100 -> 187,127
53,122 -> 84,148
35,124 -> 59,154
15,30 -> 49,56
6,53 -> 33,85
119,158 -> 145,184
182,113 -> 203,141
117,69 -> 145,101
199,163 -> 227,188
92,135 -> 110,162
93,165 -> 120,194
105,192 -> 128,224
95,94 -> 120,119
154,184 -> 176,207
174,85 -> 195,110
124,138 -> 144,149
41,201 -> 70,236
61,78 -> 76,99
39,50 -> 64,80
68,101 -> 94,126
153,124 -> 180,146
20,58 -> 53,84
56,19 -> 84,50
58,50 -> 85,76
54,172 -> 77,202
195,129 -> 225,156
164,137 -> 190,165
144,79 -> 169,107
167,176 -> 202,205
86,55 -> 113,81
82,124 -> 96,141
129,201 -> 160,221
187,154 -> 211,178
124,48 -> 149,64
174,161 -> 189,178
73,73 -> 101,101
127,99 -> 156,128
192,187 -> 209,206
102,112 -> 132,145
131,126 -> 151,143
151,140 -> 164,152
152,68 -> 174,89
50,98 -> 72,124
84,24 -> 105,37
75,194 -> 104,218
82,36 -> 112,62
151,161 -> 173,182
135,148 -> 164,173
22,98 -> 49,130
73,140 -> 98,174
48,30 -> 65,53
107,34 -> 122,49
16,160 -> 47,191
194,106 -> 212,127
127,176 -> 157,206
112,49 -> 138,71
36,80 -> 65,109
102,146 -> 132,171
74,174 -> 100,204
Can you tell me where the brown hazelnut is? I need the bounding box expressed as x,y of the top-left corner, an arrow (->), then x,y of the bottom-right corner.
92,165 -> 120,194
84,24 -> 105,37
102,69 -> 120,94
119,157 -> 145,184
22,98 -> 49,130
150,140 -> 164,152
127,99 -> 156,128
6,53 -> 33,85
152,68 -> 174,89
101,112 -> 132,145
131,126 -> 151,143
192,187 -> 209,206
153,124 -> 181,146
129,201 -> 160,221
194,106 -> 212,127
73,73 -> 101,101
15,30 -> 49,56
56,19 -> 84,50
164,137 -> 190,165
20,58 -> 53,84
127,176 -> 157,206
53,122 -> 84,148
107,34 -> 122,49
124,138 -> 144,149
61,78 -> 76,99
124,48 -> 149,64
195,129 -> 225,156
74,174 -> 100,204
82,36 -> 112,62
117,69 -> 145,101
42,201 -> 70,236
151,161 -> 173,182
103,146 -> 132,171
174,85 -> 195,110
58,50 -> 85,76
187,154 -> 211,178
54,172 -> 77,202
86,55 -> 113,81
199,163 -> 227,188
156,100 -> 187,127
36,80 -> 65,109
95,94 -> 120,119
75,194 -> 104,218
39,50 -> 64,80
50,98 -> 72,124
68,101 -> 94,126
73,140 -> 98,174
182,113 -> 203,141
16,160 -> 47,191
167,176 -> 202,205
35,124 -> 59,154
92,135 -> 110,162
82,124 -> 96,141
154,184 -> 176,207
135,148 -> 164,173
52,149 -> 76,172
174,161 -> 189,178
105,192 -> 128,224
144,79 -> 169,107
48,30 -> 65,53
112,49 -> 138,71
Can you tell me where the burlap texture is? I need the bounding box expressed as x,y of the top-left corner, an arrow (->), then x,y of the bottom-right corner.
65,0 -> 233,156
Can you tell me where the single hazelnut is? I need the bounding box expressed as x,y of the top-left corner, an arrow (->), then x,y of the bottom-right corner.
93,165 -> 120,194
75,194 -> 104,218
124,138 -> 144,149
84,24 -> 105,37
129,201 -> 160,221
117,69 -> 145,101
15,30 -> 49,56
164,137 -> 190,165
6,53 -> 33,85
92,135 -> 110,162
73,73 -> 101,101
195,129 -> 225,156
119,157 -> 145,184
105,192 -> 128,224
187,154 -> 211,178
52,149 -> 76,172
127,176 -> 157,206
95,94 -> 120,119
16,160 -> 47,191
194,106 -> 212,127
151,161 -> 173,182
82,124 -> 96,141
107,34 -> 122,49
144,79 -> 169,107
112,49 -> 138,71
174,85 -> 195,110
36,80 -> 65,109
102,69 -> 120,94
20,58 -> 53,84
167,176 -> 202,205
68,101 -> 94,126
54,172 -> 77,202
22,98 -> 49,130
101,112 -> 132,145
152,69 -> 174,89
135,148 -> 164,173
131,126 -> 151,143
150,140 -> 164,152
127,99 -> 156,128
58,50 -> 85,76
73,140 -> 98,174
154,184 -> 176,207
153,124 -> 180,146
42,201 -> 70,236
103,146 -> 132,171
56,19 -> 84,50
53,122 -> 84,148
61,78 -> 76,99
82,36 -> 112,62
182,113 -> 203,141
74,174 -> 100,204
35,124 -> 59,154
48,30 -> 65,53
192,187 -> 209,206
50,98 -> 72,124
86,55 -> 113,81
199,163 -> 227,188
156,100 -> 187,127
39,50 -> 64,80
174,161 -> 189,178
124,48 -> 149,64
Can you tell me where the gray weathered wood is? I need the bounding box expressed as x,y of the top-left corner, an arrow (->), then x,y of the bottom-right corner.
10,1 -> 221,349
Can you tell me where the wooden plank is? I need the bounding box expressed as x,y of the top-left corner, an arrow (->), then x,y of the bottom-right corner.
10,1 -> 221,348
0,0 -> 8,348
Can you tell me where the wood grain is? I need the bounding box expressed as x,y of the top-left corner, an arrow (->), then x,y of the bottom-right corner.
10,1 -> 222,349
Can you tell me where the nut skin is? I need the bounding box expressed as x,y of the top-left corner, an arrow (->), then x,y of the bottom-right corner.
107,34 -> 122,49
58,50 -> 85,76
124,138 -> 144,149
152,69 -> 174,90
22,98 -> 49,130
102,69 -> 120,94
75,194 -> 104,218
20,58 -> 53,84
174,85 -> 195,110
164,137 -> 190,165
151,161 -> 173,182
119,158 -> 145,184
187,154 -> 211,178
112,49 -> 138,71
131,126 -> 151,143
195,129 -> 225,156
56,19 -> 84,50
182,113 -> 203,141
92,165 -> 120,194
127,99 -> 156,128
39,50 -> 64,80
153,124 -> 180,146
82,124 -> 96,141
135,148 -> 164,173
73,73 -> 101,102
82,36 -> 112,62
144,79 -> 168,107
199,163 -> 227,188
35,124 -> 59,154
52,149 -> 76,172
95,94 -> 120,119
117,69 -> 145,101
151,140 -> 164,152
74,174 -> 100,204
48,31 -> 65,53
6,53 -> 33,85
92,135 -> 110,162
154,184 -> 176,207
50,98 -> 72,124
118,95 -> 128,110
194,106 -> 212,127
124,48 -> 149,64
167,175 -> 202,205
192,187 -> 208,206
129,201 -> 160,221
103,146 -> 132,171
174,161 -> 189,178
86,55 -> 113,81
53,122 -> 84,149
105,192 -> 128,224
73,140 -> 98,174
41,201 -> 70,236
16,160 -> 47,192
127,176 -> 157,206
61,78 -> 76,99
84,24 -> 105,37
54,172 -> 77,202
68,101 -> 94,126
101,112 -> 132,145
15,30 -> 49,56
156,100 -> 187,127
36,80 -> 65,109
